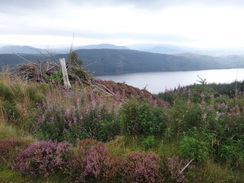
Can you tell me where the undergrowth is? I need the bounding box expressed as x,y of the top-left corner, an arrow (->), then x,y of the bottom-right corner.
0,73 -> 243,183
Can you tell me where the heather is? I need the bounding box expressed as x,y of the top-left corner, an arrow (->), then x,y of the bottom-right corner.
0,71 -> 244,182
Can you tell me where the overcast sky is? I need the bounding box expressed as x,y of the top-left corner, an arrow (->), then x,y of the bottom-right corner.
1,0 -> 244,49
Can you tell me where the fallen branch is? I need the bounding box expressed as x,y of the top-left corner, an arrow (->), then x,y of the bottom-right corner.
180,158 -> 194,173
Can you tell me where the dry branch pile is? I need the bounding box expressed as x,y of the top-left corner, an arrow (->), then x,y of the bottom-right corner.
13,61 -> 94,85
13,61 -> 60,82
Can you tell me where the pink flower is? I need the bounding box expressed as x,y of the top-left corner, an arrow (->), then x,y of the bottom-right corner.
178,84 -> 181,90
200,92 -> 205,97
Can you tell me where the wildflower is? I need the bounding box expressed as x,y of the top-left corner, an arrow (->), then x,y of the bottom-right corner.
200,92 -> 205,97
165,88 -> 169,93
50,116 -> 55,121
210,94 -> 214,98
178,84 -> 181,90
183,87 -> 187,92
63,129 -> 68,133
188,89 -> 192,93
72,116 -> 78,123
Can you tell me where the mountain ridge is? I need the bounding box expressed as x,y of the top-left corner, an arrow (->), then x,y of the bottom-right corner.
1,47 -> 244,75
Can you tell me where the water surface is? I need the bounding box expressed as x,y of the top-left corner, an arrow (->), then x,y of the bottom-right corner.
96,68 -> 244,94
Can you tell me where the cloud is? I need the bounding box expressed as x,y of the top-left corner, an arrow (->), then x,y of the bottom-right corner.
1,0 -> 244,48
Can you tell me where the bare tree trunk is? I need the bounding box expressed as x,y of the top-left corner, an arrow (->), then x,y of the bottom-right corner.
59,58 -> 71,89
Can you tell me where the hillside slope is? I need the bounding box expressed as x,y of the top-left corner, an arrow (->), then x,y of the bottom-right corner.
1,49 -> 244,75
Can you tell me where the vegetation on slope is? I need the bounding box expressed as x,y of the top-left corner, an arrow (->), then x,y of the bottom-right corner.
0,68 -> 244,182
2,49 -> 244,75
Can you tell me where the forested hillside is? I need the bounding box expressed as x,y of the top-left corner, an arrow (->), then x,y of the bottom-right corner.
1,49 -> 244,75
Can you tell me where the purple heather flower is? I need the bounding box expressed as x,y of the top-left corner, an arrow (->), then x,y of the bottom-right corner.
210,94 -> 214,98
188,89 -> 192,93
200,92 -> 205,97
165,88 -> 169,93
183,87 -> 187,92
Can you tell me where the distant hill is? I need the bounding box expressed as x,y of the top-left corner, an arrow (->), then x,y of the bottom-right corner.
0,45 -> 43,54
37,44 -> 130,54
0,54 -> 51,70
76,44 -> 129,50
55,49 -> 244,75
1,48 -> 244,75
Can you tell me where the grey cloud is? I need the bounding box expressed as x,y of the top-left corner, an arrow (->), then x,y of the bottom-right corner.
2,0 -> 244,11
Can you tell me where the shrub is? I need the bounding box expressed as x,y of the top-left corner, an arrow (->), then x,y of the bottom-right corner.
82,105 -> 120,141
14,140 -> 72,178
182,106 -> 203,130
119,98 -> 167,135
32,103 -> 119,143
67,139 -> 117,182
219,138 -> 244,169
32,105 -> 82,142
142,136 -> 157,149
120,152 -> 161,183
180,135 -> 210,164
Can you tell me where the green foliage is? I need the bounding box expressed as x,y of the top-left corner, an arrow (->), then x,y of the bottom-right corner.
32,103 -> 120,143
182,105 -> 203,130
142,136 -> 156,149
119,98 -> 167,135
45,72 -> 63,84
180,134 -> 210,164
68,51 -> 83,66
219,138 -> 244,169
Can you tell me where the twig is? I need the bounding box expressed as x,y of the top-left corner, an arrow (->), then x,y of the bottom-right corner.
180,158 -> 194,173
14,53 -> 31,62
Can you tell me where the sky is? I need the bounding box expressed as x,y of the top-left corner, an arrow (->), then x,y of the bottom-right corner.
1,0 -> 244,49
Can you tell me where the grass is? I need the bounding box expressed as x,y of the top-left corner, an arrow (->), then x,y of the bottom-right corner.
0,120 -> 35,141
0,164 -> 66,183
